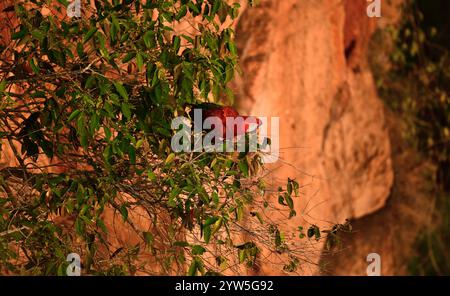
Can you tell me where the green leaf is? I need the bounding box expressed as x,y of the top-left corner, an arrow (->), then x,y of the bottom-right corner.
173,35 -> 181,52
203,225 -> 211,244
128,145 -> 136,164
75,218 -> 84,235
188,259 -> 198,276
11,27 -> 28,40
88,112 -> 100,133
191,245 -> 206,255
136,139 -> 144,149
39,139 -> 54,158
285,193 -> 294,209
31,29 -> 45,42
287,180 -> 293,195
114,82 -> 128,100
238,249 -> 246,263
314,226 -> 321,241
289,210 -> 296,218
308,225 -> 321,240
85,75 -> 96,89
236,205 -> 244,221
147,170 -> 156,181
80,129 -> 88,149
212,191 -> 219,207
122,52 -> 135,63
103,145 -> 112,163
121,102 -> 132,120
96,219 -> 107,233
211,217 -> 223,236
174,241 -> 190,247
211,0 -> 221,15
278,195 -> 286,206
76,42 -> 85,58
143,232 -> 154,245
176,6 -> 188,20
204,216 -> 219,227
228,41 -> 237,56
182,34 -> 194,44
292,179 -> 299,196
275,230 -> 283,248
187,1 -> 200,14
143,31 -> 155,48
0,80 -> 7,93
238,160 -> 249,177
111,14 -> 120,38
136,52 -> 144,71
30,58 -> 40,74
251,212 -> 264,224
83,28 -> 98,43
67,109 -> 81,122
165,153 -> 176,165
120,205 -> 128,221
77,114 -> 88,149
57,0 -> 68,6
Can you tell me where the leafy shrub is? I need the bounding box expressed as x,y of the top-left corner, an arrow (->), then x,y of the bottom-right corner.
0,0 -> 341,275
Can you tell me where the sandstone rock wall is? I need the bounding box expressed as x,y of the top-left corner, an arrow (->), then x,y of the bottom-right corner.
233,0 -> 402,274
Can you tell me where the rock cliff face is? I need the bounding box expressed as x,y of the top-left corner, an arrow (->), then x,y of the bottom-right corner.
232,0 -> 402,274
3,0 -> 425,275
235,0 -> 393,220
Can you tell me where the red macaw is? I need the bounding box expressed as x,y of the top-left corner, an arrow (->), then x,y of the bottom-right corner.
188,103 -> 261,139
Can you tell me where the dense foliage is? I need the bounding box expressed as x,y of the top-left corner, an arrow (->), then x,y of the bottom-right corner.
0,0 -> 338,275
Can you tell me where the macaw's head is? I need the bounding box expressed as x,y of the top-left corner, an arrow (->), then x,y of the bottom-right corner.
226,115 -> 262,138
242,116 -> 262,133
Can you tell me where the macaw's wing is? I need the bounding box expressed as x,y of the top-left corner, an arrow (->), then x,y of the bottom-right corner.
189,104 -> 239,122
206,107 -> 241,139
188,102 -> 222,119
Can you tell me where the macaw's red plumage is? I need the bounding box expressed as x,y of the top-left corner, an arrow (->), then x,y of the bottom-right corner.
188,103 -> 261,139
